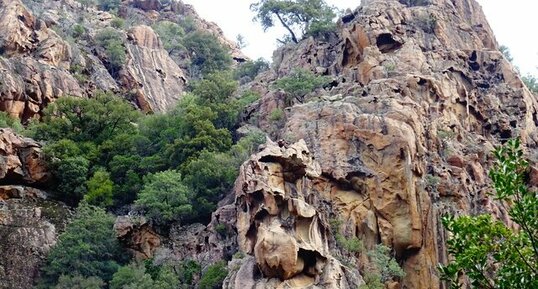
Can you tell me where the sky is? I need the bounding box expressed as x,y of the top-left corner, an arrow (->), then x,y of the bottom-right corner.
182,0 -> 537,76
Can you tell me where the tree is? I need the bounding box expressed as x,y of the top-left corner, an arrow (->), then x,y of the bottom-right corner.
440,139 -> 538,289
273,68 -> 330,105
250,0 -> 337,44
29,92 -> 139,145
134,170 -> 193,224
153,21 -> 186,55
236,34 -> 248,49
198,261 -> 228,289
95,28 -> 127,75
110,263 -> 178,289
522,74 -> 538,94
54,275 -> 104,289
84,169 -> 114,208
183,31 -> 232,76
39,203 -> 128,287
98,0 -> 120,12
499,45 -> 514,63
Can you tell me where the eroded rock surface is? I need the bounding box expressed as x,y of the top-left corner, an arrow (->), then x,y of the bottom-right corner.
114,215 -> 161,260
0,129 -> 69,289
235,0 -> 538,288
121,25 -> 186,112
228,140 -> 363,288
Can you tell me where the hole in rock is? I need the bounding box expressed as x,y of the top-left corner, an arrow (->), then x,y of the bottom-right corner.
469,50 -> 477,62
469,61 -> 480,71
376,33 -> 403,53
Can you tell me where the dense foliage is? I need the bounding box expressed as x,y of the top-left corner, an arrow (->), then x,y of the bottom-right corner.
440,139 -> 538,289
250,0 -> 337,43
38,203 -> 129,288
273,68 -> 331,105
95,28 -> 126,75
198,261 -> 228,289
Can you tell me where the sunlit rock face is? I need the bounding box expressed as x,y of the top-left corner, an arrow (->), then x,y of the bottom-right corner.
224,0 -> 538,288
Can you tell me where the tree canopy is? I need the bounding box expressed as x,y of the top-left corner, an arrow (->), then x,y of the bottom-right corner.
250,0 -> 337,43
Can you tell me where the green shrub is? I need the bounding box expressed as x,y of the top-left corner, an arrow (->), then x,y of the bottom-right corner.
110,17 -> 125,29
359,245 -> 405,289
95,28 -> 126,74
54,275 -> 104,289
273,69 -> 330,105
198,261 -> 228,289
0,111 -> 23,133
84,169 -> 114,208
98,0 -> 120,12
110,263 -> 178,289
153,20 -> 186,54
269,108 -> 284,122
135,170 -> 193,224
38,203 -> 128,287
55,156 -> 90,204
183,31 -> 232,76
234,58 -> 270,83
180,151 -> 237,222
72,24 -> 86,38
176,260 -> 201,285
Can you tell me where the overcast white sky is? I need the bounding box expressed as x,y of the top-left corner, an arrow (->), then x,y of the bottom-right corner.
182,0 -> 537,76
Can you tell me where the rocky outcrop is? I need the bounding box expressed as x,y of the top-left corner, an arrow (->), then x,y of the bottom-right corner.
121,25 -> 186,112
228,140 -> 363,288
0,128 -> 50,185
0,0 -> 245,120
0,0 -> 82,120
114,215 -> 161,260
238,0 -> 538,288
0,129 -> 69,289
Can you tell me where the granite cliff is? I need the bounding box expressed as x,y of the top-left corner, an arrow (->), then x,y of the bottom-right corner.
0,0 -> 536,288
165,0 -> 538,288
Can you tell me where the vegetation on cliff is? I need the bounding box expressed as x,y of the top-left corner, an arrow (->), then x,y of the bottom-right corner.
441,139 -> 538,289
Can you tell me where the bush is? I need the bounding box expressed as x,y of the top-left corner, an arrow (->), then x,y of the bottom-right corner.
153,20 -> 186,54
110,17 -> 125,29
84,169 -> 114,208
359,245 -> 405,289
110,263 -> 178,289
95,28 -> 126,74
234,58 -> 270,83
180,151 -> 237,222
0,111 -> 23,133
29,92 -> 139,145
198,261 -> 228,289
269,108 -> 284,122
72,24 -> 86,38
54,275 -> 104,289
183,31 -> 232,76
55,156 -> 90,204
98,0 -> 120,12
273,69 -> 330,105
39,203 -> 128,287
134,170 -> 193,224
